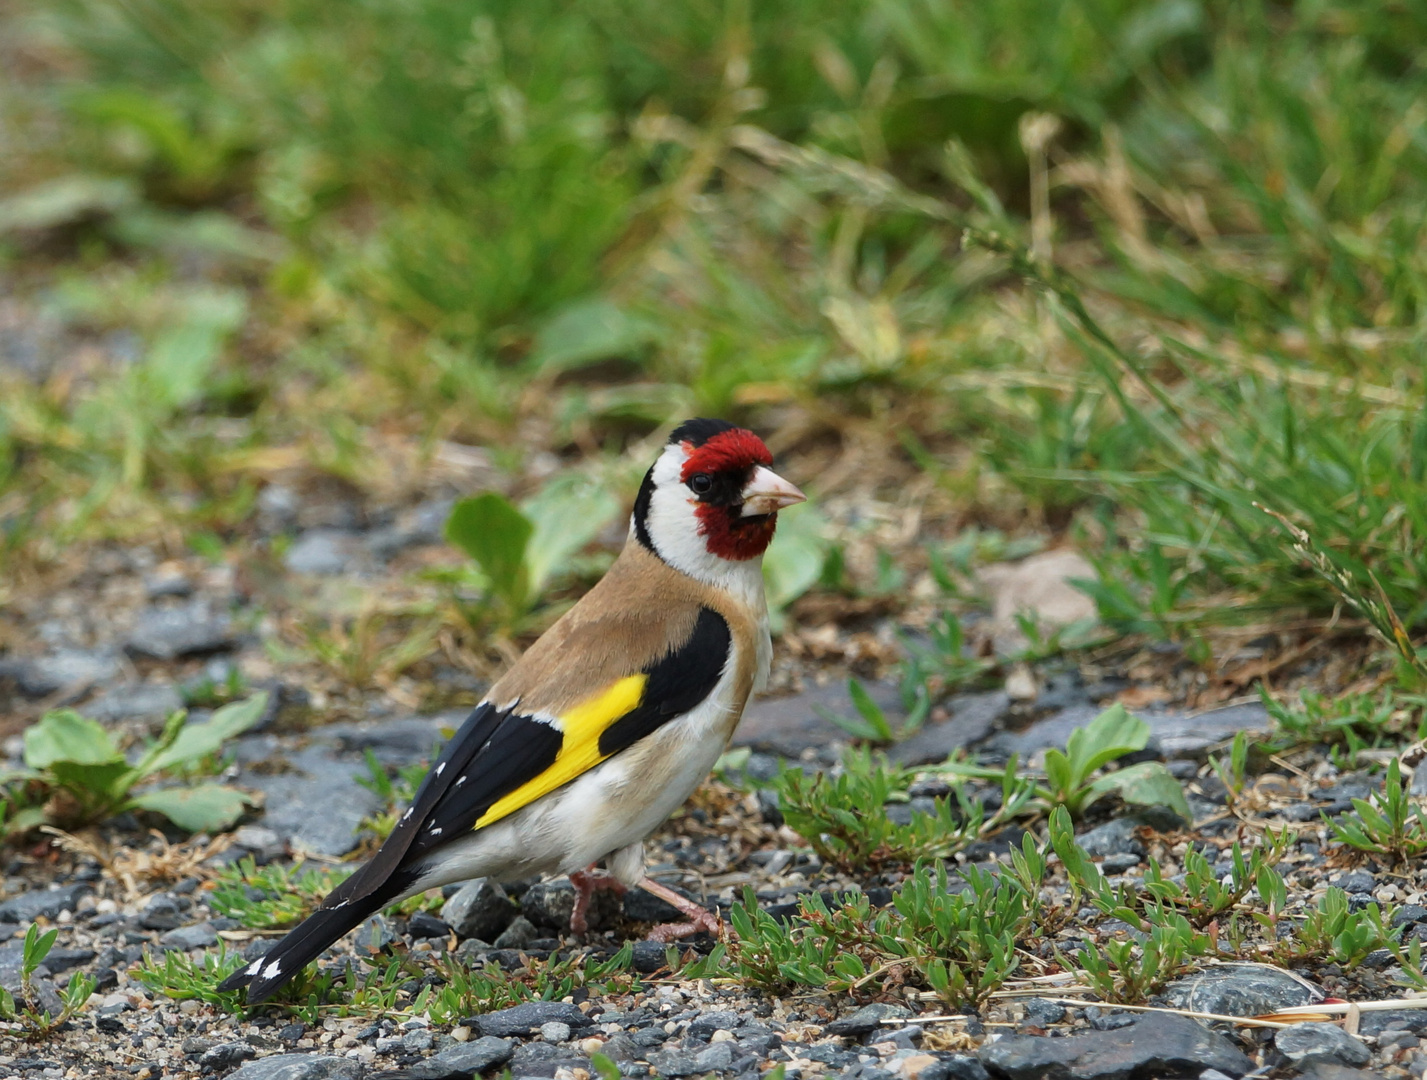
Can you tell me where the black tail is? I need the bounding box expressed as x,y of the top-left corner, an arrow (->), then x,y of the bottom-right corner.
217,895 -> 385,1003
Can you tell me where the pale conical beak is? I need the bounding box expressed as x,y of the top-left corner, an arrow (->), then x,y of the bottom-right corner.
740,466 -> 807,517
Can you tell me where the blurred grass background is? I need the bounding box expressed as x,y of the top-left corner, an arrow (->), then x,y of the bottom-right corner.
1,0 -> 1426,664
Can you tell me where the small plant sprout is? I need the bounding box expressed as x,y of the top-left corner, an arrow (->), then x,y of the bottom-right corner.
0,923 -> 97,1038
1330,759 -> 1427,862
3,693 -> 268,834
1211,730 -> 1251,809
939,704 -> 1191,821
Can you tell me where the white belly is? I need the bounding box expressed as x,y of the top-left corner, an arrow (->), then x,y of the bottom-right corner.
403,649 -> 754,895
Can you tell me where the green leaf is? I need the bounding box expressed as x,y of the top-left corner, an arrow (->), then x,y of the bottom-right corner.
1090,760 -> 1192,823
528,297 -> 657,374
1065,704 -> 1150,782
761,504 -> 830,628
49,760 -> 132,803
521,474 -> 621,598
130,784 -> 252,831
143,692 -> 269,776
24,710 -> 121,770
444,493 -> 533,610
142,289 -> 246,410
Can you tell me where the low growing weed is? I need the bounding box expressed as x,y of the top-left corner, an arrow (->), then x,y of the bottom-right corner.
0,923 -> 97,1039
728,843 -> 1045,1007
209,857 -> 354,930
939,704 -> 1190,822
1330,760 -> 1427,864
1,693 -> 267,835
770,748 -> 1035,869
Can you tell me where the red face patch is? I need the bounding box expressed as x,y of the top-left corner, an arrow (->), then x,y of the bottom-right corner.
694,504 -> 777,560
679,429 -> 773,484
679,428 -> 778,561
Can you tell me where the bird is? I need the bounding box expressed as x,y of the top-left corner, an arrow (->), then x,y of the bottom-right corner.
219,418 -> 806,1003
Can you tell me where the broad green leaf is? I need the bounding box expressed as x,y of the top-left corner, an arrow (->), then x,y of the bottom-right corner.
50,760 -> 131,803
1089,760 -> 1191,823
521,474 -> 620,597
528,296 -> 657,374
445,493 -> 533,609
130,784 -> 252,832
144,692 -> 269,776
143,288 -> 246,410
1065,704 -> 1149,782
762,504 -> 829,629
24,710 -> 121,769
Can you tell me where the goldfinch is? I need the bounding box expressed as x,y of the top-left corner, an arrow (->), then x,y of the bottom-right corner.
220,419 -> 805,1003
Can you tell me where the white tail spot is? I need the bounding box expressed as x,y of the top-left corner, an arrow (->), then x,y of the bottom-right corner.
435,762 -> 445,776
262,959 -> 282,980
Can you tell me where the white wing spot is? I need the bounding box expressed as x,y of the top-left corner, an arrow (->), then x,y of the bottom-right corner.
428,826 -> 443,836
402,807 -> 413,821
262,959 -> 282,980
435,762 -> 445,777
454,776 -> 466,787
246,960 -> 262,976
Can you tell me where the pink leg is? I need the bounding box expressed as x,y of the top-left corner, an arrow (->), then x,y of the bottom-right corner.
569,866 -> 627,934
638,877 -> 724,943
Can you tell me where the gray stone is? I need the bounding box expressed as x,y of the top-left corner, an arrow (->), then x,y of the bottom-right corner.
624,882 -> 700,923
85,683 -> 184,722
889,691 -> 1012,766
474,1001 -> 592,1038
1075,818 -> 1147,859
693,1041 -> 736,1072
241,745 -> 382,856
199,1042 -> 257,1068
12,650 -> 121,696
402,1029 -> 434,1053
1359,1009 -> 1427,1036
1275,1023 -> 1371,1068
825,1003 -> 914,1037
414,1036 -> 515,1077
978,1013 -> 1253,1080
540,1021 -> 571,1043
442,879 -> 515,942
522,878 -> 621,933
734,680 -> 902,756
922,1057 -> 989,1080
1101,852 -> 1142,873
233,825 -> 286,863
225,1055 -> 365,1080
0,884 -> 91,923
687,1011 -> 742,1038
510,1041 -> 589,1070
285,530 -> 366,576
161,922 -> 218,950
1164,963 -> 1319,1017
140,894 -> 184,931
1003,702 -> 1272,763
127,600 -> 235,659
492,915 -> 539,950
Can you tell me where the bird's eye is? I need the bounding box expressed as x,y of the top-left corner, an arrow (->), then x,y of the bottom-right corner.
689,473 -> 713,495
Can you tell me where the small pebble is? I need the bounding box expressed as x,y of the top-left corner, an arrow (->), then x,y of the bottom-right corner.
711,1029 -> 735,1043
581,1037 -> 605,1055
542,1021 -> 572,1043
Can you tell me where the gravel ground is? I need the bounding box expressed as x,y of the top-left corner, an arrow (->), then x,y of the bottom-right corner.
0,477 -> 1420,1080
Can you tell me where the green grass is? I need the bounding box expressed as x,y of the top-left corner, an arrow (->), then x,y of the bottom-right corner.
2,0 -> 1424,670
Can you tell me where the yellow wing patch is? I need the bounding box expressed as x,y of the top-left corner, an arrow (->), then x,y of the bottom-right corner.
473,674 -> 648,830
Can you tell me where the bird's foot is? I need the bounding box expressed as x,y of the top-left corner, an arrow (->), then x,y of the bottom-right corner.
569,866 -> 627,935
637,877 -> 725,943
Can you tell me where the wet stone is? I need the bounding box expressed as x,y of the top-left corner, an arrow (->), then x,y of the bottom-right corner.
688,1011 -> 742,1038
1164,963 -> 1319,1017
200,1042 -> 257,1068
225,1054 -> 366,1080
631,940 -> 667,974
978,1013 -> 1253,1080
397,1035 -> 515,1079
1275,1023 -> 1371,1068
126,599 -> 235,659
407,912 -> 451,939
0,883 -> 90,923
472,1001 -> 593,1038
826,1003 -> 915,1038
1020,999 -> 1066,1028
85,682 -> 184,723
492,915 -> 540,950
441,879 -> 515,942
11,650 -> 121,696
160,922 -> 217,950
624,883 -> 700,924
